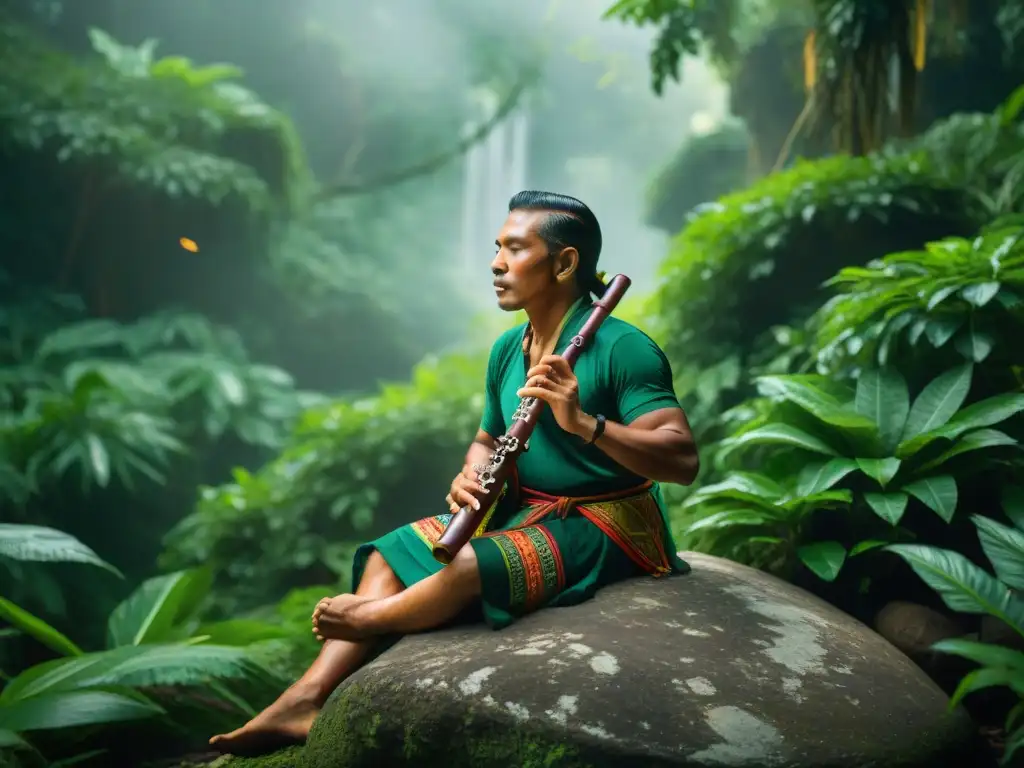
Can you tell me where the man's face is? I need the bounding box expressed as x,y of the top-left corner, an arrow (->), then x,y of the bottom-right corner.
491,210 -> 570,312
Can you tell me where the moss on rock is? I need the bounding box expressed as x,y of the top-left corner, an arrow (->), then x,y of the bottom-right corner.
295,679 -> 592,768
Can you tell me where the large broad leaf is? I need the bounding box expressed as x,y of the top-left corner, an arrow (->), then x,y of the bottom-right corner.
0,525 -> 121,576
755,375 -> 874,429
717,424 -> 839,462
796,458 -> 858,496
681,472 -> 785,508
885,545 -> 1024,634
936,393 -> 1024,440
797,541 -> 846,582
865,492 -> 910,525
917,428 -> 1018,473
0,689 -> 162,732
682,509 -> 774,537
854,368 -> 909,451
856,457 -> 901,488
107,567 -> 213,647
0,597 -> 83,657
900,364 -> 973,442
902,476 -> 958,523
0,643 -> 275,704
899,393 -> 1024,458
972,515 -> 1024,591
191,619 -> 291,646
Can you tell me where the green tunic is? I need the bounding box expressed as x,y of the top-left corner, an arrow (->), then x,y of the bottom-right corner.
352,297 -> 690,629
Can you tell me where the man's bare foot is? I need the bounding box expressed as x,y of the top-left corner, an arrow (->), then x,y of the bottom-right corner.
209,686 -> 320,756
315,594 -> 376,642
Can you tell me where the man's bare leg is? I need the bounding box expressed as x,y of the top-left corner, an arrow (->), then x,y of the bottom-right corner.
315,544 -> 482,641
209,551 -> 403,755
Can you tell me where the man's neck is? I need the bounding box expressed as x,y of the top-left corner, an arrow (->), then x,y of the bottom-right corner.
524,292 -> 583,352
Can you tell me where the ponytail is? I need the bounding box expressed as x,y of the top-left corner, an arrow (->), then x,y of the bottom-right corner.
586,270 -> 608,298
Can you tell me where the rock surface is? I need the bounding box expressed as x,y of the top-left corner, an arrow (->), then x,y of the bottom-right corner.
231,552 -> 986,768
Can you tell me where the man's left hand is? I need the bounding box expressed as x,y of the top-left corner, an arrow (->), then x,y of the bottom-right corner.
518,354 -> 591,438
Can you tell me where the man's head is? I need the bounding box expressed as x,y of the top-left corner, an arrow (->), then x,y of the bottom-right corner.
491,190 -> 604,312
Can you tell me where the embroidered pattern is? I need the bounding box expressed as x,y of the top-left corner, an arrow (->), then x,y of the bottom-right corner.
410,514 -> 451,548
578,493 -> 672,576
485,526 -> 565,611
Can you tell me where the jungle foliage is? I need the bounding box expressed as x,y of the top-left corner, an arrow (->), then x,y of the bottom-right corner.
0,4 -> 538,764
0,524 -> 289,767
6,1 -> 1024,766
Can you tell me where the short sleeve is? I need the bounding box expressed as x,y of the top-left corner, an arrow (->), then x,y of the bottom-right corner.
479,336 -> 508,438
610,332 -> 681,424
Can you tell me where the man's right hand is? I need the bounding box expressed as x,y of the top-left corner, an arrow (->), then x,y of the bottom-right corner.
446,465 -> 483,513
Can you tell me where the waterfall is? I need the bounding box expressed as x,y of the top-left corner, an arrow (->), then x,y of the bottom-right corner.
458,96 -> 531,296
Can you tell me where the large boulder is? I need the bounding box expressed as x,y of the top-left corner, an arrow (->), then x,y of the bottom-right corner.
233,552 -> 987,767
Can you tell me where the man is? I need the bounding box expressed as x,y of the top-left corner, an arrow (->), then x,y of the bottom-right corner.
210,190 -> 699,755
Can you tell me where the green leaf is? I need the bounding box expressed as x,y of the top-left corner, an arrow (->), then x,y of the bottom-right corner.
902,394 -> 1024,457
939,393 -> 1024,439
1004,486 -> 1024,530
214,370 -> 247,407
85,434 -> 111,488
34,319 -> 125,360
932,638 -> 1024,670
191,619 -> 291,646
885,544 -> 1024,633
107,568 -> 213,647
1001,82 -> 1024,124
755,375 -> 874,429
924,316 -> 964,347
0,643 -> 275,704
784,489 -> 853,511
902,475 -> 958,523
797,541 -> 846,582
856,457 -> 901,487
954,329 -> 994,362
0,729 -> 29,749
718,424 -> 839,461
0,597 -> 83,657
682,472 -> 785,508
960,282 -> 1001,308
1006,722 -> 1024,764
796,458 -> 859,496
682,510 -> 772,536
917,429 -> 1018,473
854,368 -> 909,450
946,667 -> 1024,709
927,286 -> 959,311
0,525 -> 121,575
864,492 -> 909,525
972,515 -> 1024,591
850,539 -> 887,556
900,364 -> 973,442
0,689 -> 162,732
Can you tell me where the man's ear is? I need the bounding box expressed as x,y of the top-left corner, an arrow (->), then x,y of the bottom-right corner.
553,247 -> 580,283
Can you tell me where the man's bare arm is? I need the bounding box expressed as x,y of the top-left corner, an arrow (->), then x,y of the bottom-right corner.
570,408 -> 699,486
465,429 -> 497,468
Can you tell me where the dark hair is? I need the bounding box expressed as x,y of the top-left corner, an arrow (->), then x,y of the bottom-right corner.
508,190 -> 605,296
